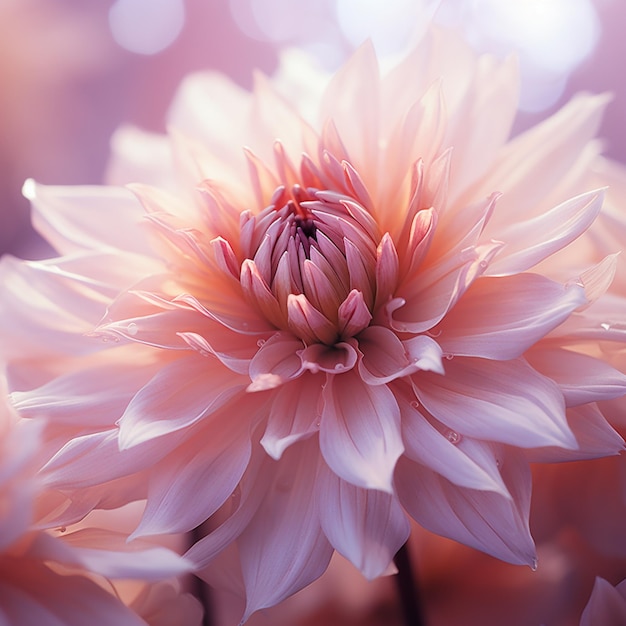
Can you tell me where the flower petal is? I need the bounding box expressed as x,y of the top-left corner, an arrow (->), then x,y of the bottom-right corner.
413,357 -> 576,449
132,409 -> 252,537
397,390 -> 508,494
320,369 -> 404,493
118,356 -> 248,448
316,461 -> 410,579
238,440 -> 333,621
436,274 -> 587,360
261,373 -> 324,460
396,451 -> 536,566
486,189 -> 604,276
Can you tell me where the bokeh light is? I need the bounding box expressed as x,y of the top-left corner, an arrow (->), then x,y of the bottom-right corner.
108,0 -> 185,55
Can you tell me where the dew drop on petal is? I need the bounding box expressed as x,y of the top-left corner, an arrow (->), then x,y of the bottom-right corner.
531,557 -> 539,572
127,323 -> 138,336
446,430 -> 462,445
444,354 -> 454,361
410,400 -> 420,409
257,338 -> 266,347
601,323 -> 611,331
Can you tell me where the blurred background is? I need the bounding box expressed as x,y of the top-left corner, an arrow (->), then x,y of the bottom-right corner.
1,0 -> 624,257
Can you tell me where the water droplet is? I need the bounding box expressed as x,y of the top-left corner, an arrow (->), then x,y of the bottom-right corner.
334,363 -> 345,371
111,336 -> 120,343
315,422 -> 321,428
601,323 -> 611,331
57,526 -> 67,534
479,260 -> 488,269
445,354 -> 454,361
101,336 -> 109,343
410,400 -> 420,409
531,557 -> 538,572
446,430 -> 461,445
127,322 -> 138,336
495,458 -> 502,468
256,338 -> 266,347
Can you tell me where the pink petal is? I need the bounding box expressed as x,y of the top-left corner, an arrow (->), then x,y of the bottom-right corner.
526,404 -> 624,462
247,331 -> 304,391
24,180 -> 154,257
287,294 -> 338,345
396,450 -> 536,566
436,274 -> 587,360
238,440 -> 333,621
320,41 -> 380,190
41,429 -> 172,489
131,410 -> 252,537
299,340 -> 359,374
357,326 -> 413,384
397,390 -> 508,494
580,577 -> 626,626
413,357 -> 577,449
30,530 -> 192,580
320,369 -> 404,492
177,330 -> 258,375
473,92 -> 610,231
261,373 -> 324,459
374,233 -> 400,310
527,347 -> 626,407
486,189 -> 604,276
11,356 -> 161,427
118,356 -> 248,448
402,335 -> 445,374
337,289 -> 372,338
316,461 -> 410,579
1,562 -> 147,626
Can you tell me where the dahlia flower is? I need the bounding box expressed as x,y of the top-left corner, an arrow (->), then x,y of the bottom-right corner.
0,373 -> 200,625
2,23 -> 626,621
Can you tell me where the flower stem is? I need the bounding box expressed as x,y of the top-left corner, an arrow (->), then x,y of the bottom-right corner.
393,542 -> 427,626
189,526 -> 214,626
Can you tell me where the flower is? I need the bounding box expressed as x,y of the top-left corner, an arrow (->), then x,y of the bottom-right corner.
0,373 -> 201,625
2,23 -> 626,621
580,577 -> 626,626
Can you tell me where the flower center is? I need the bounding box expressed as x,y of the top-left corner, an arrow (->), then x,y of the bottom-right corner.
239,184 -> 383,344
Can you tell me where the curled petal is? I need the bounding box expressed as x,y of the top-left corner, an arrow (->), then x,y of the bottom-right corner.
248,331 -> 304,391
299,340 -> 358,374
357,326 -> 413,384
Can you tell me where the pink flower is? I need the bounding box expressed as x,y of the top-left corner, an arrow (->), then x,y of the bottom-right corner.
0,374 -> 200,625
2,23 -> 625,621
580,577 -> 626,626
